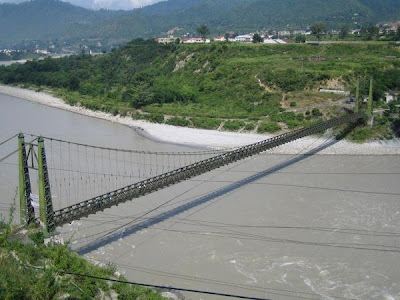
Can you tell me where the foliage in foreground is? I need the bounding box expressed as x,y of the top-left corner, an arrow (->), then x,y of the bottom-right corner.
0,224 -> 165,300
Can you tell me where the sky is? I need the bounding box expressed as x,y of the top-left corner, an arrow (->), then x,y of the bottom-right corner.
0,0 -> 164,10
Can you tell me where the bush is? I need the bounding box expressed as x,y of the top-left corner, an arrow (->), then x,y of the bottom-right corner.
290,101 -> 297,107
244,123 -> 256,131
348,127 -> 374,142
223,120 -> 245,131
312,108 -> 322,117
191,118 -> 221,129
286,119 -> 301,129
258,122 -> 281,133
144,113 -> 164,123
166,117 -> 191,127
111,106 -> 119,116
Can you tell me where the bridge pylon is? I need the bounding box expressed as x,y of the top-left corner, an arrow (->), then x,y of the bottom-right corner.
38,137 -> 55,234
18,133 -> 35,225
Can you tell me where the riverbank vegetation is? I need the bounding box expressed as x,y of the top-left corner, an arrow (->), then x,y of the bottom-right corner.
0,217 -> 166,300
0,40 -> 399,141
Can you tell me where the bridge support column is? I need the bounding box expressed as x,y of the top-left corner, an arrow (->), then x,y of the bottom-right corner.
18,133 -> 35,225
38,137 -> 55,234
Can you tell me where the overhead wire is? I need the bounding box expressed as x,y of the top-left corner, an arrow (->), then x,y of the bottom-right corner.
22,263 -> 274,300
23,133 -> 231,155
0,133 -> 19,147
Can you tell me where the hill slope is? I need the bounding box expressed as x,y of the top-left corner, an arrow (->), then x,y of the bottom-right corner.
1,41 -> 399,140
0,0 -> 124,45
0,0 -> 400,47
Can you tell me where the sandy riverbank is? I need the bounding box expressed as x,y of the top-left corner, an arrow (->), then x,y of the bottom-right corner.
1,84 -> 399,155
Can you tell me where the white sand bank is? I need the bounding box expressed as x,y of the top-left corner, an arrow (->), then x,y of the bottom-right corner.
1,84 -> 399,155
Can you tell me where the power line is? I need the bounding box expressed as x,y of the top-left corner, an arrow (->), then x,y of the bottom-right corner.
23,264 -> 273,300
23,133 -> 230,156
96,260 -> 333,300
0,133 -> 19,147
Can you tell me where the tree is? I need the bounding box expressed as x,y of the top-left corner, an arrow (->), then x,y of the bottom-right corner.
197,25 -> 210,41
224,32 -> 230,42
252,33 -> 264,43
361,25 -> 379,41
339,25 -> 350,40
295,35 -> 306,43
310,22 -> 327,45
396,27 -> 400,41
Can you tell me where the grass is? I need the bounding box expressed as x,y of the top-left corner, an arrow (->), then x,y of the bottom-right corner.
0,222 -> 166,300
223,120 -> 246,131
258,122 -> 282,133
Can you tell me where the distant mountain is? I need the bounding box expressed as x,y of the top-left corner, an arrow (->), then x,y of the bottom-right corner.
0,0 -> 124,44
1,0 -> 399,48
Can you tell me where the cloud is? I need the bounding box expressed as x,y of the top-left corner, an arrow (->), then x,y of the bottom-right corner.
93,0 -> 162,10
0,0 -> 164,10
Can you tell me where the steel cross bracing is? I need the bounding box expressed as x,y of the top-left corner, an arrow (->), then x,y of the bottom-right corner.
53,112 -> 362,227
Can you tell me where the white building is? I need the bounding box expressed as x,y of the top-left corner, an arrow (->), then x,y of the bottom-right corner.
182,38 -> 210,44
214,36 -> 226,42
293,30 -> 306,35
263,39 -> 287,44
263,39 -> 278,44
154,37 -> 176,44
278,31 -> 291,37
235,35 -> 253,43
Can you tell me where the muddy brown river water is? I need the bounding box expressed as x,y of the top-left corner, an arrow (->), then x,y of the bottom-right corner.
1,93 -> 399,300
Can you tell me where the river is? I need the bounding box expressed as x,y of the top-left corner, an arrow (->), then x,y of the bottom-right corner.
1,92 -> 399,300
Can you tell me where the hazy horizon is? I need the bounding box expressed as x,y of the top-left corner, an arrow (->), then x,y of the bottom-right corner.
0,0 -> 164,10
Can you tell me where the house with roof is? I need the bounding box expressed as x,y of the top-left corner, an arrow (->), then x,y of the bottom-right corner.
214,36 -> 226,42
182,38 -> 210,44
235,34 -> 252,43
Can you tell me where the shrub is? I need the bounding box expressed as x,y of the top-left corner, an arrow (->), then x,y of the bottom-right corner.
166,117 -> 191,127
312,108 -> 322,117
290,101 -> 297,107
244,123 -> 256,131
111,106 -> 119,116
348,127 -> 374,142
144,113 -> 164,123
258,122 -> 281,133
191,118 -> 221,129
286,119 -> 301,129
223,120 -> 245,131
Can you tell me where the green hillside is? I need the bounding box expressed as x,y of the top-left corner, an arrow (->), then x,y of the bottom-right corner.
1,41 -> 399,140
0,0 -> 124,45
1,0 -> 400,47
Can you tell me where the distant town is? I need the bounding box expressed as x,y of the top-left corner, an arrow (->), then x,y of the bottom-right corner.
1,21 -> 399,61
155,21 -> 400,44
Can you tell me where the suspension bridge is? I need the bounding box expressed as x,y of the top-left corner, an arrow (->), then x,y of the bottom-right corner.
0,112 -> 362,234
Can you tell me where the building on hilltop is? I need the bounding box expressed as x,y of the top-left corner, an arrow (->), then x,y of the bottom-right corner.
214,36 -> 226,42
234,34 -> 253,43
278,31 -> 291,37
182,38 -> 210,44
154,37 -> 177,44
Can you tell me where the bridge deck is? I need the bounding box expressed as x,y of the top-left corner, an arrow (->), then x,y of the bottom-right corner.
53,112 -> 362,227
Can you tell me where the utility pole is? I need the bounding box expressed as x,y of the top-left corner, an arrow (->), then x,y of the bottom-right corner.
367,77 -> 373,125
354,78 -> 360,113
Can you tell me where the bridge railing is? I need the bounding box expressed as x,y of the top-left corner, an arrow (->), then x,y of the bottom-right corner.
53,112 -> 362,227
